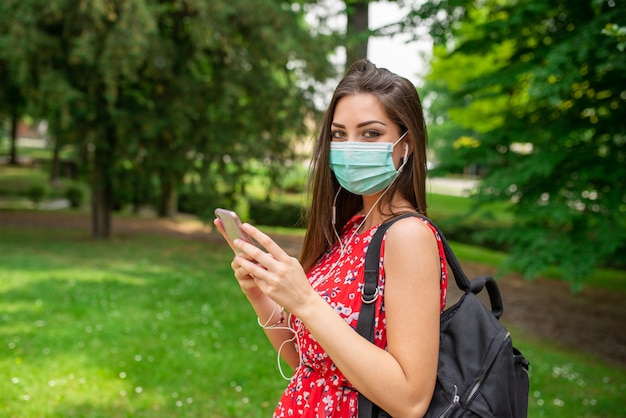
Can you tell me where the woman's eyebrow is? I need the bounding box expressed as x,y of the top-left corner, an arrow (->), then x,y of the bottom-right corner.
331,120 -> 387,128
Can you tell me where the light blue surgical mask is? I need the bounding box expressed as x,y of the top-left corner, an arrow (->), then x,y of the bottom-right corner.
329,131 -> 409,195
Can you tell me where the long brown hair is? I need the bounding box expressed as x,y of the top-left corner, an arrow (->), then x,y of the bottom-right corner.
300,59 -> 429,272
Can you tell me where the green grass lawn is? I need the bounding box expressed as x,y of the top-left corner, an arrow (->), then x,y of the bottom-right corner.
427,191 -> 514,225
0,227 -> 286,417
511,326 -> 626,417
1,225 -> 624,417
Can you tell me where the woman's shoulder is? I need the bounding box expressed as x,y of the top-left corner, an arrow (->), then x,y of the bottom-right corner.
384,214 -> 439,247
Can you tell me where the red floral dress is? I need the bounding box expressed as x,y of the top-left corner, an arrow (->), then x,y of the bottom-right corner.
273,215 -> 448,418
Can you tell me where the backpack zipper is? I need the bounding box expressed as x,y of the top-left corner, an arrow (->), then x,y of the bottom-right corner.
440,385 -> 460,418
466,376 -> 484,403
465,331 -> 510,404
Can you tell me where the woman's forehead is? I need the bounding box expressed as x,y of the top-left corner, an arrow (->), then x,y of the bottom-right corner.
332,94 -> 391,126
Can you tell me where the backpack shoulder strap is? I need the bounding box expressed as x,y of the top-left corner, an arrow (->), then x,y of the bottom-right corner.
356,215 -> 404,418
356,213 -> 504,418
355,215 -> 400,342
357,212 -> 488,341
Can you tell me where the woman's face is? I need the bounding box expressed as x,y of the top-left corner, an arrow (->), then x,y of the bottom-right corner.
331,93 -> 407,167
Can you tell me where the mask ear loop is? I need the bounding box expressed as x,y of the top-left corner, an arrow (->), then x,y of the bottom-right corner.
392,130 -> 409,147
393,131 -> 409,173
398,143 -> 409,172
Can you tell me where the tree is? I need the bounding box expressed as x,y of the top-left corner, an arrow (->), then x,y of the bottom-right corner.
342,0 -> 414,68
415,0 -> 626,288
0,0 -> 335,236
0,60 -> 27,166
345,0 -> 371,64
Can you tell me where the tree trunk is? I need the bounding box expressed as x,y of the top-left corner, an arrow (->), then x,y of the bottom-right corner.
345,0 -> 370,67
9,107 -> 18,165
91,177 -> 111,238
131,170 -> 141,215
50,137 -> 61,185
91,152 -> 113,238
157,172 -> 177,218
89,125 -> 116,238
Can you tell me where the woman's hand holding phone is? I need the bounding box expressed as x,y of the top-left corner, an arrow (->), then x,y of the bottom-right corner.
232,223 -> 315,316
214,208 -> 267,298
214,208 -> 253,254
214,208 -> 314,314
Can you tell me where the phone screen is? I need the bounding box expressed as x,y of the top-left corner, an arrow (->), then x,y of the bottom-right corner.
214,208 -> 252,253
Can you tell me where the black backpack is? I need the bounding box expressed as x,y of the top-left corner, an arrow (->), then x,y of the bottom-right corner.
356,213 -> 530,418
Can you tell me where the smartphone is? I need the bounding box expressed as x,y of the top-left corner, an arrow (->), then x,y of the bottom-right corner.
214,208 -> 253,253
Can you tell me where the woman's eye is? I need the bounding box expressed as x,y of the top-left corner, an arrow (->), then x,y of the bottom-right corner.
331,131 -> 346,139
363,130 -> 381,139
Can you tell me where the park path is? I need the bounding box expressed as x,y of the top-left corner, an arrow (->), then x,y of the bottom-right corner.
1,210 -> 625,369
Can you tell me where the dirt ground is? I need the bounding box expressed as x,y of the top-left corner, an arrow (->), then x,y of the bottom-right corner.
2,210 -> 625,369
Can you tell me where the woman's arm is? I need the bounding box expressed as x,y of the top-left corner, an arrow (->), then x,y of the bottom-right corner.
227,239 -> 299,368
235,217 -> 441,417
240,290 -> 300,369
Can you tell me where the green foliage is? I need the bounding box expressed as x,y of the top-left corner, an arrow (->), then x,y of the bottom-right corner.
0,165 -> 48,196
427,192 -> 513,252
277,163 -> 309,195
248,198 -> 305,228
64,185 -> 84,209
178,187 -> 225,221
25,184 -> 46,205
602,23 -> 626,51
419,0 -> 626,287
0,165 -> 87,209
0,0 -> 338,230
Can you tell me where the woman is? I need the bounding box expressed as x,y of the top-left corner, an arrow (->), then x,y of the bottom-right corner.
224,59 -> 447,417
